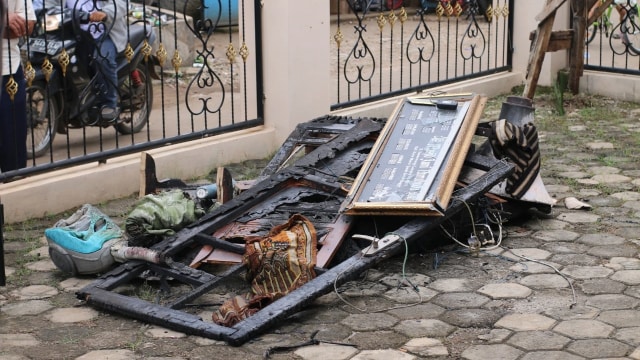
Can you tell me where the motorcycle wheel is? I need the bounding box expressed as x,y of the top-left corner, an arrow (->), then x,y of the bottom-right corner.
26,81 -> 58,159
116,63 -> 153,135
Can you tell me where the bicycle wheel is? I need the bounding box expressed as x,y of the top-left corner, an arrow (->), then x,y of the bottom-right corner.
586,23 -> 599,45
624,10 -> 640,54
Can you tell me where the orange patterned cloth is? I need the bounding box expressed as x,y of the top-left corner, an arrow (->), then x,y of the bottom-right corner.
212,214 -> 317,326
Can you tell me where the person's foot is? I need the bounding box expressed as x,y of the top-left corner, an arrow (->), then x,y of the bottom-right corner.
100,106 -> 120,123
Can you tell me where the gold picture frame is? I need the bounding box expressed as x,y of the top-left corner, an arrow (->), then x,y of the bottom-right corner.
341,93 -> 486,216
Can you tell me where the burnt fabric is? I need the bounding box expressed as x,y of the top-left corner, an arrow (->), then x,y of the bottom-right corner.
489,119 -> 541,199
212,214 -> 317,327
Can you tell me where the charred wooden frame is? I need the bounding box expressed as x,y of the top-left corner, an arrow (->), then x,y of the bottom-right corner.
76,116 -> 514,346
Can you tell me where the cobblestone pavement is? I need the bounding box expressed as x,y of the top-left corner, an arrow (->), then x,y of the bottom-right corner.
2,91 -> 640,359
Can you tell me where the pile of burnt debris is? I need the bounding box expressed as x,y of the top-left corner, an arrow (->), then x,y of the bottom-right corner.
49,93 -> 555,346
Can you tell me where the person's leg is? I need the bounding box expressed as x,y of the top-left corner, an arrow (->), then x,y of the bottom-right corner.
0,67 -> 28,172
93,36 -> 119,121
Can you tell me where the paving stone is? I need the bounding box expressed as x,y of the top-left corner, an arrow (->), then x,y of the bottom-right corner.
342,282 -> 388,297
594,206 -> 632,217
589,166 -> 621,175
558,171 -> 589,179
519,274 -> 570,289
502,248 -> 552,261
577,188 -> 600,197
598,309 -> 640,327
507,331 -> 570,350
75,349 -> 137,360
626,285 -> 640,299
344,330 -> 407,350
542,241 -> 590,254
613,326 -> 640,346
591,174 -> 631,183
624,201 -> 640,210
0,333 -> 40,347
556,212 -> 600,224
586,142 -> 614,150
477,283 -> 532,299
561,265 -> 614,279
510,261 -> 563,274
553,319 -> 615,338
550,253 -> 600,266
439,308 -> 502,328
608,257 -> 640,270
9,285 -> 58,300
525,219 -> 570,231
615,226 -> 640,239
26,246 -> 50,258
545,184 -> 572,194
579,278 -> 626,294
382,286 -> 437,304
190,336 -> 226,346
610,269 -> 640,284
430,292 -> 490,308
494,313 -> 556,331
428,278 -> 476,292
576,178 -> 599,185
45,307 -> 99,323
379,273 -> 431,288
341,313 -> 398,331
587,196 -> 625,207
587,244 -> 638,258
586,294 -> 639,310
519,351 -> 586,360
0,354 -> 30,360
0,300 -> 53,316
477,329 -> 511,343
565,339 -> 630,358
401,337 -> 449,357
350,349 -> 416,360
3,267 -> 15,279
578,233 -> 627,246
144,326 -> 187,338
532,229 -> 580,242
394,319 -> 456,338
25,259 -> 58,272
386,303 -> 445,320
543,305 -> 599,321
461,344 -> 523,360
58,277 -> 94,292
294,343 -> 358,360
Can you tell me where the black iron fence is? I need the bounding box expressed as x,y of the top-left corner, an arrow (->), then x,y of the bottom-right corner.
1,0 -> 262,183
584,0 -> 640,75
330,0 -> 514,109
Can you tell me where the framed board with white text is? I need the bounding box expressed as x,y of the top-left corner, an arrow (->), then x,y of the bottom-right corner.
341,93 -> 486,216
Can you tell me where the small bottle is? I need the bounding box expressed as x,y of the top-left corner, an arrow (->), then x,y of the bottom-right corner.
196,184 -> 218,199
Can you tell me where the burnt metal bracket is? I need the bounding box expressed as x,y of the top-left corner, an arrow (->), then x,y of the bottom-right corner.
354,233 -> 404,256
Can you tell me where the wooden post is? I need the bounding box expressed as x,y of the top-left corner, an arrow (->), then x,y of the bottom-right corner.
1,203 -> 5,286
523,0 -> 559,99
569,0 -> 587,93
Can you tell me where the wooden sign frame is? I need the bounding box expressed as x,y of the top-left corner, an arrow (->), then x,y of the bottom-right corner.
342,94 -> 486,216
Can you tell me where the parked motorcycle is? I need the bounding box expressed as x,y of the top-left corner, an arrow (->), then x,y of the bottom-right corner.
23,6 -> 158,158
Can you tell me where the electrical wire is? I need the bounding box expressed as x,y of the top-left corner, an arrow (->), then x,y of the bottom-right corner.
332,234 -> 423,313
499,247 -> 577,309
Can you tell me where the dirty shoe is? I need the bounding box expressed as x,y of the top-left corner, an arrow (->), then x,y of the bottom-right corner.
100,106 -> 120,123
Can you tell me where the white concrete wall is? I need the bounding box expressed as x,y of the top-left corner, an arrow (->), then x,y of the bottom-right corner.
261,0 -> 331,145
512,1 -> 570,87
0,1 -> 577,223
